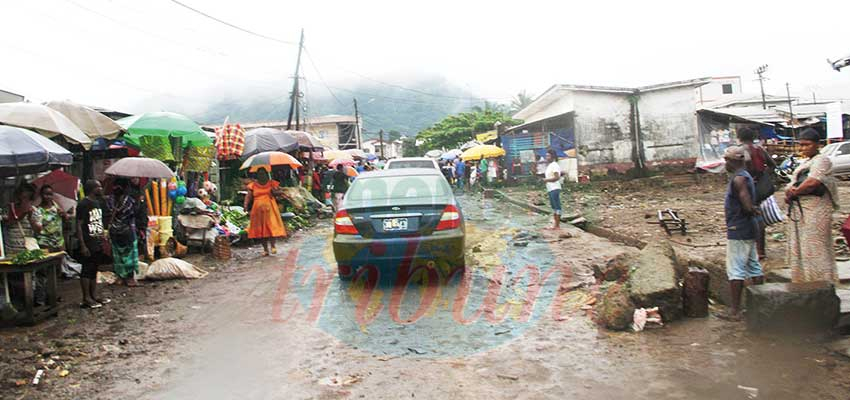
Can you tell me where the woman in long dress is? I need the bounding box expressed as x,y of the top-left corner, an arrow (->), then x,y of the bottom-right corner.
108,178 -> 139,286
784,129 -> 840,282
245,167 -> 286,256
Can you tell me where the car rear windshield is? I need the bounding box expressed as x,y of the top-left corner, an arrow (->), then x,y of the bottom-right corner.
347,175 -> 451,202
387,160 -> 435,169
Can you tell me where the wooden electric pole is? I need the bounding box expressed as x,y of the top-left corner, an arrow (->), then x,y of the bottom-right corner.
755,64 -> 768,110
353,98 -> 362,149
379,129 -> 385,159
287,29 -> 305,130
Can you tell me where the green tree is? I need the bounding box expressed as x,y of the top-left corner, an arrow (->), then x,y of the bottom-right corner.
510,90 -> 535,114
416,108 -> 521,151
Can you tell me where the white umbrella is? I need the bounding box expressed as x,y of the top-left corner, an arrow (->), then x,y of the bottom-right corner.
0,102 -> 92,149
345,148 -> 368,160
106,157 -> 174,178
44,100 -> 124,140
425,149 -> 443,158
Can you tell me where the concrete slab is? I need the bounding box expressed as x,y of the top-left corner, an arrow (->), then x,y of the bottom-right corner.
767,268 -> 792,283
838,261 -> 850,283
838,288 -> 850,314
746,282 -> 840,333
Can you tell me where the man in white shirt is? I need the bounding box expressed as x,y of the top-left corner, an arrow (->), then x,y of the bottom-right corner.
542,149 -> 564,229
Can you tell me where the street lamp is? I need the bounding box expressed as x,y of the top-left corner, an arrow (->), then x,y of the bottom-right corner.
828,54 -> 850,71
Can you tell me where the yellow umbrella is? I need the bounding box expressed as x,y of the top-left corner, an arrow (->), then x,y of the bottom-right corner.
460,144 -> 505,161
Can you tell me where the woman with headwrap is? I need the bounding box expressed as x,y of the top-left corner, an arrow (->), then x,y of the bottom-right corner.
108,178 -> 139,286
245,167 -> 287,256
784,128 -> 840,282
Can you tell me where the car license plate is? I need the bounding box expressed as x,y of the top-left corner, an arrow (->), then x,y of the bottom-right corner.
383,217 -> 408,231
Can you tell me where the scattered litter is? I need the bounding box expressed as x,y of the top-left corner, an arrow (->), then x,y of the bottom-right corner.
407,347 -> 427,355
190,305 -> 202,310
494,329 -> 511,336
59,369 -> 70,377
319,375 -> 362,387
97,271 -> 119,285
496,374 -> 519,381
632,307 -> 663,332
135,314 -> 160,319
32,369 -> 44,385
15,379 -> 27,386
737,385 -> 759,399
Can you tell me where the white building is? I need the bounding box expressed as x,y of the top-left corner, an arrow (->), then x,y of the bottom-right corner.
362,139 -> 403,159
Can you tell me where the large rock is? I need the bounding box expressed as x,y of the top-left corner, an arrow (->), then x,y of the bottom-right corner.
628,241 -> 683,322
597,283 -> 635,331
746,282 -> 840,333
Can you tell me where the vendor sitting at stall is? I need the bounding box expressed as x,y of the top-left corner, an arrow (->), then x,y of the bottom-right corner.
3,182 -> 42,255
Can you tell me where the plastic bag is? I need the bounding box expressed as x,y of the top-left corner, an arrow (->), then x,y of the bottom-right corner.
144,258 -> 208,280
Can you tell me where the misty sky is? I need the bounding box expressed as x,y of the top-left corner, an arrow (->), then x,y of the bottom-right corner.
2,0 -> 849,118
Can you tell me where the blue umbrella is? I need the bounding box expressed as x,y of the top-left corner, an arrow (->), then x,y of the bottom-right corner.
366,153 -> 378,161
0,125 -> 73,177
440,149 -> 463,160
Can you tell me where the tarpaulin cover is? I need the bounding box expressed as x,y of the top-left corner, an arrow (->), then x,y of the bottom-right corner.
696,113 -> 732,173
241,127 -> 295,159
216,124 -> 246,160
501,128 -> 574,175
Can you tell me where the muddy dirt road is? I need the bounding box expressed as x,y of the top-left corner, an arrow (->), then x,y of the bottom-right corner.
3,192 -> 850,400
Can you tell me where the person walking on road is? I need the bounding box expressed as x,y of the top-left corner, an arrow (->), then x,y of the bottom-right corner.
720,146 -> 763,321
76,180 -> 110,309
542,149 -> 564,230
245,168 -> 287,256
454,159 -> 466,191
331,164 -> 350,212
784,128 -> 839,282
107,178 -> 139,287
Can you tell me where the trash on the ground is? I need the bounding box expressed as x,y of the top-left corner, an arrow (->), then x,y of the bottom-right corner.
496,374 -> 519,381
319,375 -> 361,386
135,314 -> 160,319
648,208 -> 687,235
32,369 -> 44,385
407,347 -> 427,355
737,385 -> 759,398
97,271 -> 119,285
632,307 -> 663,332
59,369 -> 70,377
143,258 -> 208,280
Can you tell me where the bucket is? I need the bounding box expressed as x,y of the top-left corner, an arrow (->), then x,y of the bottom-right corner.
157,216 -> 173,246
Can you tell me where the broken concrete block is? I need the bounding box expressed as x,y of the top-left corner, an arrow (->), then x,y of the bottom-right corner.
629,241 -> 683,322
745,282 -> 840,333
679,253 -> 733,306
597,283 -> 635,331
683,267 -> 710,318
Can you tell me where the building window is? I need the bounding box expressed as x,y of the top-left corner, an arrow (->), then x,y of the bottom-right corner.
722,84 -> 733,94
318,130 -> 327,139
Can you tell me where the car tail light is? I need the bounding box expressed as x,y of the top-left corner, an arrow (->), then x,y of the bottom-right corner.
435,204 -> 461,231
334,209 -> 359,235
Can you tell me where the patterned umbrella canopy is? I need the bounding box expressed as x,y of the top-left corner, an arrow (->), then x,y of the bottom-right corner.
240,151 -> 303,172
329,158 -> 356,168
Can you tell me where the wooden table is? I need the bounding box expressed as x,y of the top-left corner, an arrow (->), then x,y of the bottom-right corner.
1,253 -> 63,326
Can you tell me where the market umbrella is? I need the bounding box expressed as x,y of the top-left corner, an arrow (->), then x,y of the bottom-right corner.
0,126 -> 74,177
31,169 -> 78,200
366,153 -> 378,161
460,144 -> 506,161
0,102 -> 92,149
44,100 -> 124,140
240,151 -> 303,172
440,149 -> 462,160
345,148 -> 368,160
425,149 -> 443,158
117,112 -> 211,148
283,130 -> 323,150
324,149 -> 354,161
344,166 -> 358,177
329,158 -> 356,168
242,128 -> 298,159
460,141 -> 480,151
105,157 -> 175,178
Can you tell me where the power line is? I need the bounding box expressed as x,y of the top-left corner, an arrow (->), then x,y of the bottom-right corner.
167,0 -> 297,46
303,47 -> 346,108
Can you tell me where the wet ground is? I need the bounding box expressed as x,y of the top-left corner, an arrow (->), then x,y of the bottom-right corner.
2,188 -> 850,399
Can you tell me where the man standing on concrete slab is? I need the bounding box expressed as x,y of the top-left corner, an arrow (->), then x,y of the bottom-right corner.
720,146 -> 764,320
543,149 -> 564,230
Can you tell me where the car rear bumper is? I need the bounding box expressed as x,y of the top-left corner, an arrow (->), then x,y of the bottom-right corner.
333,229 -> 465,268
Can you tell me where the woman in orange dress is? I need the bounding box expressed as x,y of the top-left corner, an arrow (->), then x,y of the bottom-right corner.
245,168 -> 286,256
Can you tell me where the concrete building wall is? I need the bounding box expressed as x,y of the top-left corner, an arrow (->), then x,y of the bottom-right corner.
696,77 -> 741,106
520,90 -> 575,124
572,91 -> 633,167
305,122 -> 342,149
638,86 -> 700,164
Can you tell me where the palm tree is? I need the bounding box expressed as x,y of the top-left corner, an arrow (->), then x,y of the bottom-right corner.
510,90 -> 535,114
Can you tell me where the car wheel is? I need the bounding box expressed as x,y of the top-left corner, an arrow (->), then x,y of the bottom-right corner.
337,264 -> 354,281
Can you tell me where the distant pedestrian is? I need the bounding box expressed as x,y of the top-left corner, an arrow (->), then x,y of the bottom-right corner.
785,128 -> 839,282
454,159 -> 466,190
245,168 -> 286,256
107,178 -> 139,286
720,146 -> 763,321
479,158 -> 488,187
542,149 -> 563,230
76,180 -> 110,309
332,164 -> 350,211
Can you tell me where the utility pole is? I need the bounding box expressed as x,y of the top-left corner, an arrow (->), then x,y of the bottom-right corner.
378,129 -> 385,159
353,98 -> 361,149
755,64 -> 768,109
287,29 -> 305,131
786,82 -> 797,148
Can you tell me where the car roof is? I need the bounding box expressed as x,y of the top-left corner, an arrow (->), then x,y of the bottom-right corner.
356,168 -> 442,178
386,157 -> 436,162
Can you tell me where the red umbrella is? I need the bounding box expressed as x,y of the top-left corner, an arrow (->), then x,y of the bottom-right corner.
31,169 -> 79,200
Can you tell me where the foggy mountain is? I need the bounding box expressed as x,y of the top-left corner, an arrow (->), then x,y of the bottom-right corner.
142,75 -> 489,138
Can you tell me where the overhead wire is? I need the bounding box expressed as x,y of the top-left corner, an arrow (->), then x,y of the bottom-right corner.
167,0 -> 297,46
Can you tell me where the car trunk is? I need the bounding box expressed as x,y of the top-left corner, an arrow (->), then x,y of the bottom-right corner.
346,202 -> 448,239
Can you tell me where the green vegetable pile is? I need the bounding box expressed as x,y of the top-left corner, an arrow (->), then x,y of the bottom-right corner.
11,249 -> 46,265
284,206 -> 313,232
221,207 -> 249,229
